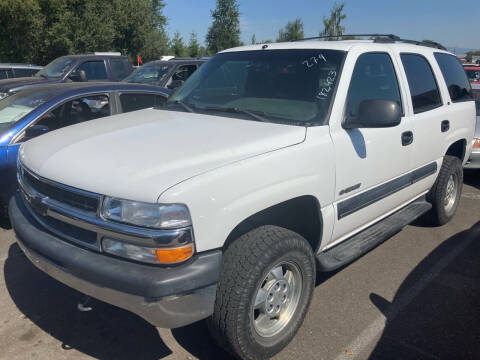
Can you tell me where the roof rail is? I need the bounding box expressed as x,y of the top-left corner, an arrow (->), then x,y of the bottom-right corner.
296,34 -> 447,50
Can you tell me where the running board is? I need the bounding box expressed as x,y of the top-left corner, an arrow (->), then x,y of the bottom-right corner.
316,197 -> 432,271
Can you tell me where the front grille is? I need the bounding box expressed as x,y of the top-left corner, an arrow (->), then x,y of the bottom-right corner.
24,171 -> 99,213
42,216 -> 98,247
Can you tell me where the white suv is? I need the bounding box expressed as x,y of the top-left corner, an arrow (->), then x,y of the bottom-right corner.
10,36 -> 475,360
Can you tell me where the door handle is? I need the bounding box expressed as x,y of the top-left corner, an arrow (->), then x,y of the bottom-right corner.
401,131 -> 413,146
441,120 -> 450,132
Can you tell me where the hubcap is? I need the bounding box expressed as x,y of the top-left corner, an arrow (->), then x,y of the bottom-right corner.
443,173 -> 458,214
252,261 -> 302,338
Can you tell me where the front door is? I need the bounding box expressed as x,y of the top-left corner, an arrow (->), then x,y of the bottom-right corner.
328,50 -> 414,247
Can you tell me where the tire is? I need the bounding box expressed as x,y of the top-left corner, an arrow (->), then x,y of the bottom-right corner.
426,155 -> 463,225
208,225 -> 315,360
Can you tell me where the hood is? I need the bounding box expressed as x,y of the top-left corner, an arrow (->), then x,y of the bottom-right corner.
0,77 -> 58,93
20,109 -> 306,203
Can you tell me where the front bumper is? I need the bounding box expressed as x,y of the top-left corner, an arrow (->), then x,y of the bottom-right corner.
9,194 -> 222,328
464,149 -> 480,169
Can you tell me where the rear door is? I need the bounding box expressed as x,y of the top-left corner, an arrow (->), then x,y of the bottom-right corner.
329,48 -> 414,245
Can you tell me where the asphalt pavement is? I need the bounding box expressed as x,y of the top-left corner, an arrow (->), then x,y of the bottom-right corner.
1,172 -> 479,360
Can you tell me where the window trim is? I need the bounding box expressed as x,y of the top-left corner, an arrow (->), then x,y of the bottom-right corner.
10,92 -> 111,145
434,52 -> 474,104
400,52 -> 443,115
342,51 -> 405,127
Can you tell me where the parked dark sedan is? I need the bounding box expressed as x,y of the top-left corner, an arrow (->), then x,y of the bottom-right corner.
0,82 -> 168,215
0,54 -> 133,99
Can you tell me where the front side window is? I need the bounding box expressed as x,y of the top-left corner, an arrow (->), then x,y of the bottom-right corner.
110,59 -> 132,81
123,63 -> 172,85
21,95 -> 110,142
346,53 -> 402,119
167,49 -> 346,125
434,53 -> 472,102
401,54 -> 442,113
120,93 -> 165,113
466,69 -> 480,82
171,65 -> 197,82
77,61 -> 108,80
36,57 -> 74,79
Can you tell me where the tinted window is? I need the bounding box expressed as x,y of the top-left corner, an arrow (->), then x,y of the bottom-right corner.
171,65 -> 197,81
120,93 -> 165,113
24,95 -> 110,141
0,69 -> 7,80
110,59 -> 132,81
168,49 -> 346,124
346,53 -> 402,118
434,53 -> 472,102
401,54 -> 442,113
13,68 -> 37,77
77,61 -> 108,80
466,69 -> 480,82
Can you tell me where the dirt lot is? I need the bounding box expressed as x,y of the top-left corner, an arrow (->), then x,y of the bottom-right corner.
1,172 -> 480,360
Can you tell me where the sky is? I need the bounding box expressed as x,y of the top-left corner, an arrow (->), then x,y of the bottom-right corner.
163,0 -> 479,53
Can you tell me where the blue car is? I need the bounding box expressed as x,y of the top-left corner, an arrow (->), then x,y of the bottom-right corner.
0,82 -> 168,216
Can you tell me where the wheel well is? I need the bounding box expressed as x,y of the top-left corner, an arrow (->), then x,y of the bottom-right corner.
224,196 -> 322,253
445,139 -> 466,162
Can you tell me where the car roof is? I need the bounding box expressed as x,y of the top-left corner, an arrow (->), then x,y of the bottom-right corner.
15,82 -> 169,99
220,40 -> 453,55
0,63 -> 42,69
59,54 -> 129,59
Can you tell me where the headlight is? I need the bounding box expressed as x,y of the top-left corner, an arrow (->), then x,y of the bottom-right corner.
101,196 -> 191,229
0,92 -> 8,100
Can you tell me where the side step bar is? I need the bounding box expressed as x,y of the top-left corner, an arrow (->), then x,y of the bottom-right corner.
316,197 -> 432,271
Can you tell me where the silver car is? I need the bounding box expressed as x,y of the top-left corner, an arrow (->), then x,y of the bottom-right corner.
464,84 -> 480,168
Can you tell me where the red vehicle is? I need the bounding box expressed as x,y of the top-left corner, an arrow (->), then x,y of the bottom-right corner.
464,65 -> 480,84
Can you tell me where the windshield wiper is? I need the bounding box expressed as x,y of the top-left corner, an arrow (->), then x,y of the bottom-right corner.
201,106 -> 270,123
171,100 -> 195,113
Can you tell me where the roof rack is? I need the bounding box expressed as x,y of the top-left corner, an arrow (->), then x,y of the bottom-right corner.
296,34 -> 446,50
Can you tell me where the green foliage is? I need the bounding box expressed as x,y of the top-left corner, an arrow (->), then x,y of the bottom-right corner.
251,34 -> 256,45
321,2 -> 346,40
188,31 -> 201,57
0,0 -> 168,65
276,18 -> 304,42
169,31 -> 186,57
466,50 -> 480,62
206,0 -> 241,54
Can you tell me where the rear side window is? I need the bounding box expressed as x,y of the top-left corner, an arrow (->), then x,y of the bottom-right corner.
110,59 -> 132,81
401,54 -> 442,113
77,61 -> 108,80
120,93 -> 165,113
346,53 -> 402,118
434,53 -> 472,102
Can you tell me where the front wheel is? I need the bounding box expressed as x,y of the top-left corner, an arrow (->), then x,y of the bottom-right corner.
208,226 -> 315,360
426,155 -> 463,225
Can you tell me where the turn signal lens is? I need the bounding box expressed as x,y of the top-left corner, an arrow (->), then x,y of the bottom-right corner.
153,244 -> 194,264
473,139 -> 480,149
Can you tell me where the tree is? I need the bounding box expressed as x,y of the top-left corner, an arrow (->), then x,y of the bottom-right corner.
188,31 -> 201,57
206,0 -> 241,54
466,50 -> 480,62
276,19 -> 304,42
251,34 -> 256,45
321,2 -> 346,40
169,31 -> 186,57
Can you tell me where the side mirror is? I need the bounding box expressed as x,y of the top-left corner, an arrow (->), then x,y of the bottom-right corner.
168,79 -> 184,90
24,124 -> 49,139
69,69 -> 87,82
344,99 -> 401,129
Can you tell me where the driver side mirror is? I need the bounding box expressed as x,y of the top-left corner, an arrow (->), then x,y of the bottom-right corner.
69,69 -> 87,82
168,79 -> 184,90
24,124 -> 50,140
343,99 -> 401,129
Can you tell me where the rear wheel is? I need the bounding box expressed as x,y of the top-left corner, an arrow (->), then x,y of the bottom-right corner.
426,155 -> 463,225
208,226 -> 315,360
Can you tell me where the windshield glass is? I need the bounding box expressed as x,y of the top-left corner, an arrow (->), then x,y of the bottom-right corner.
167,49 -> 345,125
466,69 -> 480,82
123,63 -> 172,84
0,90 -> 54,135
36,57 -> 75,78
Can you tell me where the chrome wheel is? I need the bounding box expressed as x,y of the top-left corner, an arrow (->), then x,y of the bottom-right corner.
443,173 -> 458,215
252,261 -> 302,338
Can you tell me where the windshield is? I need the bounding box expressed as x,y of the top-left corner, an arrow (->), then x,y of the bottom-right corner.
466,69 -> 480,82
123,63 -> 172,84
167,49 -> 345,125
36,57 -> 75,79
0,90 -> 54,135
